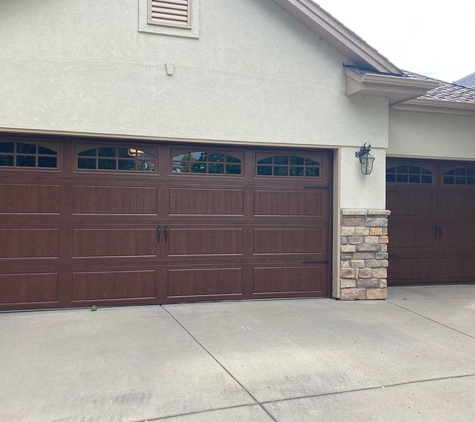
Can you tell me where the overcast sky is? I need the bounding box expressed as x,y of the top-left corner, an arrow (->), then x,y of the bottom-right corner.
314,0 -> 474,82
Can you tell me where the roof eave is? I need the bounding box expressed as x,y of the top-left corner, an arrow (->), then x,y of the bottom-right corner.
270,0 -> 402,74
392,99 -> 475,117
345,68 -> 440,106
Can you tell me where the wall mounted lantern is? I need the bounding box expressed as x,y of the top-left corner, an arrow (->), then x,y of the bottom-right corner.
355,142 -> 375,175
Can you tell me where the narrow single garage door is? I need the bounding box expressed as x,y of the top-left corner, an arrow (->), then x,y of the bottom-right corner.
0,134 -> 332,310
387,159 -> 475,286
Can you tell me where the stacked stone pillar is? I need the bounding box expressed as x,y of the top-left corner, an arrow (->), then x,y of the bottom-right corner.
340,209 -> 390,300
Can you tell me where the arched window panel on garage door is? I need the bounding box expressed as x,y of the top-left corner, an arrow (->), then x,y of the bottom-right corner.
0,140 -> 59,169
77,145 -> 156,172
443,168 -> 475,186
386,165 -> 433,184
256,154 -> 320,177
171,150 -> 243,175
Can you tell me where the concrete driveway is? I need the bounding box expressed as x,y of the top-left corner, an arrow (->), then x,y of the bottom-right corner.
1,285 -> 475,422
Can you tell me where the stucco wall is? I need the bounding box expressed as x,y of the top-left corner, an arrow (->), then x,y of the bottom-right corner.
0,0 -> 388,151
388,109 -> 475,160
339,147 -> 387,209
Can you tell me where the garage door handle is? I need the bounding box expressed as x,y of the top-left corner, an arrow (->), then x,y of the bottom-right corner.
156,225 -> 161,244
164,225 -> 169,243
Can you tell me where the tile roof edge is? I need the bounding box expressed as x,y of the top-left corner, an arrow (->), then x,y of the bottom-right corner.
403,70 -> 475,90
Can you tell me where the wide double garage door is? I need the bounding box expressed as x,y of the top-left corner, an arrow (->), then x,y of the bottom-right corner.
0,135 -> 332,310
387,159 -> 475,286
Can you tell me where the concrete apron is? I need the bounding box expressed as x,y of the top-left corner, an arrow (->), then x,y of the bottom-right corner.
0,285 -> 473,422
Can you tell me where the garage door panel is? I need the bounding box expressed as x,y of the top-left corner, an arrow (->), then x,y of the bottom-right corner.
437,257 -> 475,281
73,229 -> 156,257
437,190 -> 475,218
389,225 -> 436,250
388,258 -> 437,283
167,268 -> 242,297
0,184 -> 60,214
253,228 -> 326,255
169,188 -> 244,216
0,229 -> 59,258
167,228 -> 243,256
0,273 -> 59,303
387,191 -> 434,217
254,190 -> 326,217
73,186 -> 157,215
253,266 -> 326,294
439,223 -> 475,248
72,270 -> 156,301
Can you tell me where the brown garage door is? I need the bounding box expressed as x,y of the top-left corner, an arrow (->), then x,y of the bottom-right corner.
0,134 -> 332,310
387,159 -> 475,286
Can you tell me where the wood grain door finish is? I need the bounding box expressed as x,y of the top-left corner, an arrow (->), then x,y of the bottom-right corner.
0,134 -> 332,310
387,159 -> 475,286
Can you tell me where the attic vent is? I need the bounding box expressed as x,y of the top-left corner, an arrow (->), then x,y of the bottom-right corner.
148,0 -> 191,28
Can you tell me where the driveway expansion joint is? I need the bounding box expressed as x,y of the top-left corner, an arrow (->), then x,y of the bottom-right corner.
387,300 -> 475,341
131,403 -> 263,422
388,296 -> 475,300
260,372 -> 475,406
162,306 -> 279,422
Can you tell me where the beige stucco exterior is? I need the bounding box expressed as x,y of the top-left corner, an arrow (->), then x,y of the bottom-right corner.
0,0 -> 389,150
388,109 -> 475,160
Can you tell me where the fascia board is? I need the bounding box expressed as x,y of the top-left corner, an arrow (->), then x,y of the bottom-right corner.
360,73 -> 439,90
345,69 -> 440,105
392,99 -> 475,117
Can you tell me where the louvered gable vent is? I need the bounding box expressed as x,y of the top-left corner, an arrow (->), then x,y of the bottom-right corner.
148,0 -> 191,28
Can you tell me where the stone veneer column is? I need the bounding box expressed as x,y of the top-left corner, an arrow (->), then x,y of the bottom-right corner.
339,209 -> 390,300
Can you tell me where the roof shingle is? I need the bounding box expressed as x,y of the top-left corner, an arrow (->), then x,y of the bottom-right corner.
404,71 -> 475,104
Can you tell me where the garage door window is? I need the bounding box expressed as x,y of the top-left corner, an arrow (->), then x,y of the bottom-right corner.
0,141 -> 58,168
77,146 -> 156,172
443,168 -> 475,186
172,151 -> 242,175
386,166 -> 432,184
257,155 -> 320,177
